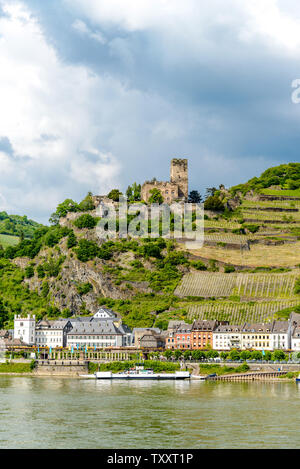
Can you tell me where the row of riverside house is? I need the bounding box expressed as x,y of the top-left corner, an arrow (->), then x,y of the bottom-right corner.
8,310 -> 300,352
165,313 -> 300,352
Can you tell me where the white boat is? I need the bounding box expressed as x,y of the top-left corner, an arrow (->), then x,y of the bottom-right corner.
191,375 -> 207,380
92,365 -> 190,380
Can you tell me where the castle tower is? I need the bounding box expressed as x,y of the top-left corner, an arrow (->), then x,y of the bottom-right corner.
14,314 -> 36,345
170,158 -> 188,200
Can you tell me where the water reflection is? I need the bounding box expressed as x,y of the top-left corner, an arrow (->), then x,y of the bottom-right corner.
1,377 -> 300,448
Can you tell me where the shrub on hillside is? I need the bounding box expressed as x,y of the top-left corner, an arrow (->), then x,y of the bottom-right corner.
74,214 -> 98,229
204,195 -> 225,212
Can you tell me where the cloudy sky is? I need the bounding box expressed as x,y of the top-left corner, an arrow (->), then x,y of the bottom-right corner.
0,0 -> 300,223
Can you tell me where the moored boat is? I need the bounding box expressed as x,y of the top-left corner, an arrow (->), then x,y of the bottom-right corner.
296,374 -> 300,382
93,365 -> 190,380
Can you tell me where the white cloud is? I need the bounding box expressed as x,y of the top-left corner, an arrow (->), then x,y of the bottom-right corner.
0,1 -> 121,221
65,0 -> 300,55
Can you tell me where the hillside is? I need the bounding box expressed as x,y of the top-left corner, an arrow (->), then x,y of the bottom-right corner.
0,164 -> 299,330
0,211 -> 42,242
229,162 -> 300,196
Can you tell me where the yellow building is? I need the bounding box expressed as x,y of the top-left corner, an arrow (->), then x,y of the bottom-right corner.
241,323 -> 273,351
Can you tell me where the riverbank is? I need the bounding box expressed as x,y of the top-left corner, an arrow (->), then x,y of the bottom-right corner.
1,360 -> 299,382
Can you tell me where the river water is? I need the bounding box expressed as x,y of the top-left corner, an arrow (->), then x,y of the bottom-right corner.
0,376 -> 300,449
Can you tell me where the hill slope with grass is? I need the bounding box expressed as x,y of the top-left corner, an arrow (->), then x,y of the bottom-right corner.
229,162 -> 300,196
0,211 -> 43,242
0,165 -> 300,330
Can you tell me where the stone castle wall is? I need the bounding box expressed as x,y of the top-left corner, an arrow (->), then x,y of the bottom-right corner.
141,158 -> 188,203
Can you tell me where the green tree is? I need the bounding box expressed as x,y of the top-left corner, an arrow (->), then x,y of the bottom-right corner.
67,231 -> 77,249
164,350 -> 173,360
0,297 -> 8,328
183,350 -> 192,360
205,187 -> 218,198
49,199 -> 79,223
272,350 -> 287,361
24,265 -> 34,278
41,281 -> 50,298
229,349 -> 240,361
148,188 -> 164,204
74,214 -> 98,229
174,350 -> 183,360
204,195 -> 225,212
251,350 -> 262,360
240,350 -> 251,360
36,265 -> 45,279
107,189 -> 122,202
188,190 -> 202,203
206,350 -> 219,359
78,192 -> 95,211
126,183 -> 141,202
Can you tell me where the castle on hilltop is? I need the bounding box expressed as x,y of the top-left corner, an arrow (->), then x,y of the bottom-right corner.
141,158 -> 188,203
90,158 -> 189,208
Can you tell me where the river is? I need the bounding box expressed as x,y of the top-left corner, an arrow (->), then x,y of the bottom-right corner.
0,376 -> 299,449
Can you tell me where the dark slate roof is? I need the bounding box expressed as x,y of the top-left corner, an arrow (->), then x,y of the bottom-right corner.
272,321 -> 289,333
175,323 -> 193,333
133,328 -> 161,333
192,320 -> 218,331
67,321 -> 123,335
242,323 -> 273,333
290,312 -> 300,325
36,320 -> 71,330
215,324 -> 243,333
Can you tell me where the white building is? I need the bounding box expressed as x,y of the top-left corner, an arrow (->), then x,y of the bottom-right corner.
271,321 -> 289,351
14,314 -> 36,345
291,323 -> 300,351
67,320 -> 131,348
35,319 -> 72,348
213,325 -> 243,350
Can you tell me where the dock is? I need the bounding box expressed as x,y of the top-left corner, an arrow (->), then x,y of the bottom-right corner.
208,371 -> 287,381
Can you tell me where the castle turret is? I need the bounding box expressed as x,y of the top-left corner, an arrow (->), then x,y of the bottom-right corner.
170,158 -> 188,200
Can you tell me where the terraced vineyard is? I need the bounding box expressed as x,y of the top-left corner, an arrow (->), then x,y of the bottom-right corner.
204,220 -> 242,230
175,272 -> 299,299
241,200 -> 300,209
187,300 -> 300,324
203,233 -> 256,245
241,209 -> 300,222
260,188 -> 300,197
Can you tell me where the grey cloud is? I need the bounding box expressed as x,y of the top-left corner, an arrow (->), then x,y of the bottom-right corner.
3,0 -> 300,221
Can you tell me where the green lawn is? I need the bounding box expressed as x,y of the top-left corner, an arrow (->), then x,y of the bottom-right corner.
0,234 -> 20,248
0,362 -> 32,373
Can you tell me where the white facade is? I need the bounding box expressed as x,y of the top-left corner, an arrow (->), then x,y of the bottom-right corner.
213,331 -> 242,350
93,309 -> 117,319
291,326 -> 300,351
67,333 -> 123,348
35,320 -> 71,348
35,329 -> 65,347
271,332 -> 289,350
14,315 -> 36,345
